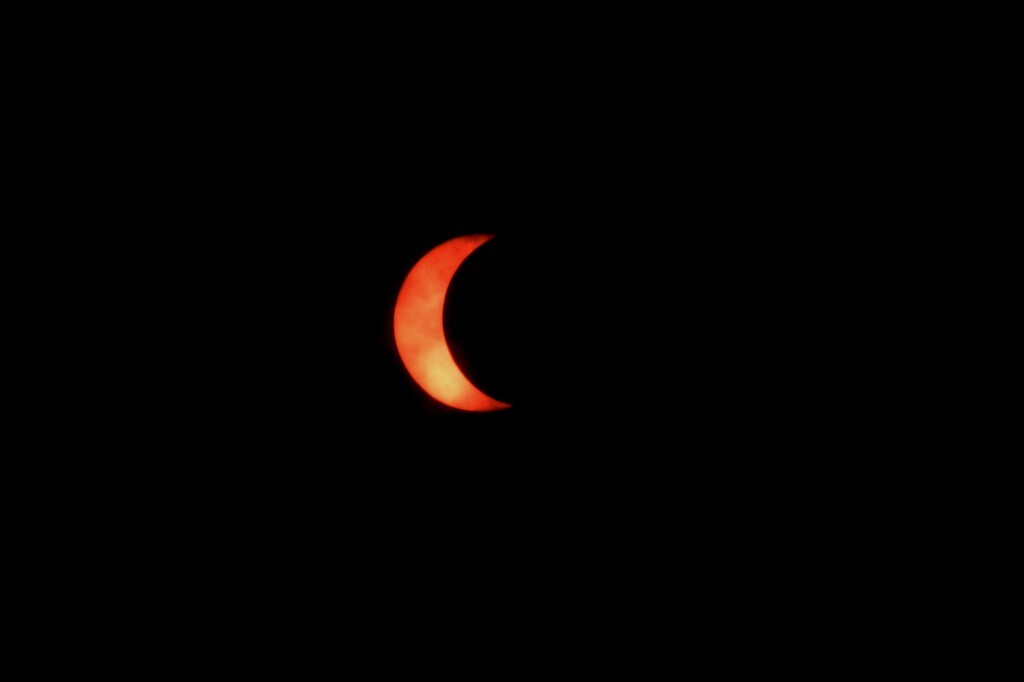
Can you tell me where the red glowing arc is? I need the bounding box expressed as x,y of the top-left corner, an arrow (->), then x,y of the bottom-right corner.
393,234 -> 511,412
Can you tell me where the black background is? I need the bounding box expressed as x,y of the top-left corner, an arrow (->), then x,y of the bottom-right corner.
57,92 -> 827,496
71,137 -> 825,543
29,30 -> 875,629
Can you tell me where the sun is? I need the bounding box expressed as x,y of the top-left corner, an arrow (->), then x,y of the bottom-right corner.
394,235 -> 511,412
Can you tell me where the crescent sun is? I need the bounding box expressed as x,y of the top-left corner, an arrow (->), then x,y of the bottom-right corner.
393,234 -> 511,412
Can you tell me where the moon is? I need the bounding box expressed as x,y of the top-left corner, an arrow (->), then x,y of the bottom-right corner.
394,234 -> 511,412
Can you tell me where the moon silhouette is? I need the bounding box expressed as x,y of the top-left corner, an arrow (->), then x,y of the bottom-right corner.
394,234 -> 511,412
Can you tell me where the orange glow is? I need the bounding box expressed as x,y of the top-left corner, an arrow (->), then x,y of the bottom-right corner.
394,235 -> 511,412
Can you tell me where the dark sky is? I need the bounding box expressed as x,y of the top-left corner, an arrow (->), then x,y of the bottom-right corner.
23,17 -> 888,641
47,50 -> 856,586
80,119 -> 813,464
